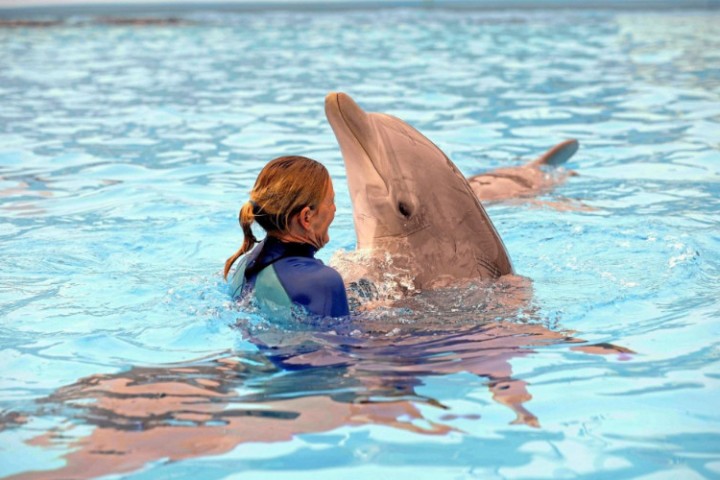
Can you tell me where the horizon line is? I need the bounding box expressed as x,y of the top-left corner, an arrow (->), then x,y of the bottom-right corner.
2,0 -> 719,16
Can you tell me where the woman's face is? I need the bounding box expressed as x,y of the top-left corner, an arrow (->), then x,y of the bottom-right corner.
308,179 -> 336,248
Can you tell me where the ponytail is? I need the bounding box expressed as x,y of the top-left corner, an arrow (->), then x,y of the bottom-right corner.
223,201 -> 258,279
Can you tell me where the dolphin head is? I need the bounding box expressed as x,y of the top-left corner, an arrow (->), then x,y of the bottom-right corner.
325,92 -> 513,288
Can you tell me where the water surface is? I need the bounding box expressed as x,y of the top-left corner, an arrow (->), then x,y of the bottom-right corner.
1,7 -> 719,479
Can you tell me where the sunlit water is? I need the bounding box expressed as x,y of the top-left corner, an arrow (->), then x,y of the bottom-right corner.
1,7 -> 719,479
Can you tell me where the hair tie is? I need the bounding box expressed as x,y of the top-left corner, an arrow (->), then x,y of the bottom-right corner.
248,199 -> 262,215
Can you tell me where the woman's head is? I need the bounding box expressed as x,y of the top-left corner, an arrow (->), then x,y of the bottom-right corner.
224,156 -> 334,279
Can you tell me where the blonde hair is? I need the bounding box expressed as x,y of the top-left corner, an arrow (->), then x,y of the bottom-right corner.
223,156 -> 331,279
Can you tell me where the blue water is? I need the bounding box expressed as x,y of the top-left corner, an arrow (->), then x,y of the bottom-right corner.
1,6 -> 719,479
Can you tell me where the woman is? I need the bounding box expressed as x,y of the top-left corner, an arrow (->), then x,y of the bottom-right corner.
224,156 -> 349,319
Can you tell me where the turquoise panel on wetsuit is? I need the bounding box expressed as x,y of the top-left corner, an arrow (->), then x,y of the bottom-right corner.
228,237 -> 349,318
229,243 -> 295,319
253,263 -> 295,320
228,251 -> 250,298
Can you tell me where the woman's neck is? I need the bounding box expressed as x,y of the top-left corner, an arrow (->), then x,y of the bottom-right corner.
274,222 -> 323,250
273,225 -> 323,249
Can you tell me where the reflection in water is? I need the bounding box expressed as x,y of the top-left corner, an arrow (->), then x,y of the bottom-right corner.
10,312 -> 631,479
0,176 -> 53,217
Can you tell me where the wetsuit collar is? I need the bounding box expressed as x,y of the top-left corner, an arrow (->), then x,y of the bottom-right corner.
244,236 -> 318,280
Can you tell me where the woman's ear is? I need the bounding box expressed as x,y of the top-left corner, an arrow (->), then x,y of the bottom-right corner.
297,205 -> 314,231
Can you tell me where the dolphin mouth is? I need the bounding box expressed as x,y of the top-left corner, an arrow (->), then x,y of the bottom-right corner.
326,92 -> 390,195
373,222 -> 431,239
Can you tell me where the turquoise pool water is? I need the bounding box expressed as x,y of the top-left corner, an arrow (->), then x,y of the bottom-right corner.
1,6 -> 719,479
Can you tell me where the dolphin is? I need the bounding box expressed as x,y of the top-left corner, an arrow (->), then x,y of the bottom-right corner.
325,92 -> 513,290
468,139 -> 579,202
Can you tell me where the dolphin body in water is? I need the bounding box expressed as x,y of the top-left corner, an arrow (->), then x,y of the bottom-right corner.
467,139 -> 579,202
325,92 -> 514,290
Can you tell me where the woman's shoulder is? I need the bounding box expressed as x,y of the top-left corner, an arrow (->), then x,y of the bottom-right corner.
273,256 -> 344,288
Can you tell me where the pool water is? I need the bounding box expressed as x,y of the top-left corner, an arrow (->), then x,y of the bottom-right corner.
1,6 -> 719,479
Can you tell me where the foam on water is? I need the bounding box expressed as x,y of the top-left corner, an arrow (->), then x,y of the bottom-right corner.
1,6 -> 719,479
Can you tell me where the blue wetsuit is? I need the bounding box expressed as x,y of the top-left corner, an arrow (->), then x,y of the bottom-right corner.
228,236 -> 349,319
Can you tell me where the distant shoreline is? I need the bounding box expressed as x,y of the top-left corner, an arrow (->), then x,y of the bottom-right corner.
1,0 -> 719,19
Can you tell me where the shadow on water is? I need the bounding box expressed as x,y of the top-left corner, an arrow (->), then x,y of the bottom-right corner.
5,280 -> 632,479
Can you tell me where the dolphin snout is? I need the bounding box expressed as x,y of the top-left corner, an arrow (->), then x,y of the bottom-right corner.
324,92 -> 373,151
324,91 -> 339,109
324,92 -> 355,113
325,92 -> 359,120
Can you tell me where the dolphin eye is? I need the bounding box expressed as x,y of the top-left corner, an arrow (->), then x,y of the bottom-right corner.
398,202 -> 412,218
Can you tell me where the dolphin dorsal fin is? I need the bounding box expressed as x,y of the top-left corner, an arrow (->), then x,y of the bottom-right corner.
530,139 -> 579,167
